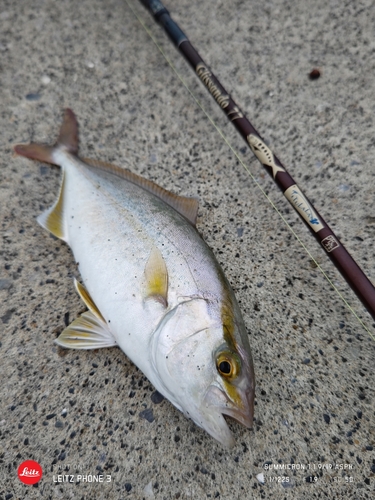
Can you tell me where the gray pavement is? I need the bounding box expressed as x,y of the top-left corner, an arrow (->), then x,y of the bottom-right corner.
1,0 -> 374,498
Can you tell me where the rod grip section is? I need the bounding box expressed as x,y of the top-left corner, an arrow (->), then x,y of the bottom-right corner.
141,0 -> 187,46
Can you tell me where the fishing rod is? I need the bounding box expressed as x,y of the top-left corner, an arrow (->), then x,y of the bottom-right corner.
137,0 -> 375,324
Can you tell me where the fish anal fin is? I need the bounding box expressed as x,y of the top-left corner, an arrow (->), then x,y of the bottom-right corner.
55,279 -> 116,350
55,311 -> 117,350
144,247 -> 168,307
37,169 -> 67,241
82,157 -> 199,226
74,278 -> 105,321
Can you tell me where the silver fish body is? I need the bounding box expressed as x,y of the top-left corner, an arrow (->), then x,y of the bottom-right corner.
15,110 -> 255,447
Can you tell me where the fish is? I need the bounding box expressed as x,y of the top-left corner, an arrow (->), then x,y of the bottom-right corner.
14,109 -> 255,448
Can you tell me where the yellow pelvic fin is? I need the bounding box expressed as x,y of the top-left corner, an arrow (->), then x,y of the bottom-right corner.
37,169 -> 67,241
82,157 -> 199,226
144,247 -> 168,307
55,279 -> 116,350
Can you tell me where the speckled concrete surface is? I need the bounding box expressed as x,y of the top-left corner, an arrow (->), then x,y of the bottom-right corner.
1,0 -> 375,498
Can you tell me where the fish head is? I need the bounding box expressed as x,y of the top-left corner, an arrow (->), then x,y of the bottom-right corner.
201,338 -> 255,447
153,297 -> 255,448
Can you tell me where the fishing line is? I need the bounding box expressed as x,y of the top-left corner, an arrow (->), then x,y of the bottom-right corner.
125,0 -> 374,340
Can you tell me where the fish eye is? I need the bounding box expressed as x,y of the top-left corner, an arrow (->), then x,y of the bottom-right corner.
216,351 -> 240,379
219,360 -> 231,374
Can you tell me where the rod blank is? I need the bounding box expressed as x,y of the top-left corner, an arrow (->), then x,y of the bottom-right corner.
140,0 -> 375,322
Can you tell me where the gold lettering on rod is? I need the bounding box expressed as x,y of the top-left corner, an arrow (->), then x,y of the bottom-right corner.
196,63 -> 230,109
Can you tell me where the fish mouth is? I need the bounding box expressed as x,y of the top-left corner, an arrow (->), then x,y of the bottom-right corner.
221,395 -> 254,429
201,385 -> 254,448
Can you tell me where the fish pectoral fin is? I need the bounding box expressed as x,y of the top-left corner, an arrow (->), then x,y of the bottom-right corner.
55,311 -> 117,350
82,157 -> 199,226
37,168 -> 67,241
144,247 -> 168,307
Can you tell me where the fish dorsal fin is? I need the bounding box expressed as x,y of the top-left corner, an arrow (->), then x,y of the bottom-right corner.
37,169 -> 67,241
55,279 -> 117,350
144,247 -> 168,307
82,157 -> 199,226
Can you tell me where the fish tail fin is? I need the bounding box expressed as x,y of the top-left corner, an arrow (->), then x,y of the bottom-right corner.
14,109 -> 79,242
14,108 -> 79,164
56,108 -> 79,155
13,143 -> 55,164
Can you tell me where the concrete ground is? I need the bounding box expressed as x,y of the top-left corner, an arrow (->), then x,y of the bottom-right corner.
1,0 -> 374,498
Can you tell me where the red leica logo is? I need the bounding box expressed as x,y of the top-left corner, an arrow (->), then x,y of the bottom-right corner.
17,460 -> 43,485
